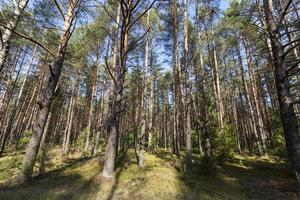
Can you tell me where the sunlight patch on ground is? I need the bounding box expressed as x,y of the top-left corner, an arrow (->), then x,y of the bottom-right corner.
0,149 -> 299,200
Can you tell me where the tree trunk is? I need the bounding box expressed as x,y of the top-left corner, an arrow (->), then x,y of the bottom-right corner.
0,47 -> 28,156
18,1 -> 77,183
263,0 -> 300,182
184,0 -> 192,172
102,1 -> 130,177
212,48 -> 224,131
243,37 -> 267,153
63,70 -> 79,154
236,40 -> 264,154
138,10 -> 150,166
85,64 -> 98,152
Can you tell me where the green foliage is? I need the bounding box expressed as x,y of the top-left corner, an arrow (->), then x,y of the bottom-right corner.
268,110 -> 287,158
7,155 -> 20,170
269,130 -> 287,158
75,127 -> 89,149
19,130 -> 32,148
199,155 -> 217,176
215,124 -> 236,163
126,130 -> 135,148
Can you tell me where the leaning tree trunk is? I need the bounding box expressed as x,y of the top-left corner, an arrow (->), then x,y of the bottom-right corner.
18,2 -> 77,183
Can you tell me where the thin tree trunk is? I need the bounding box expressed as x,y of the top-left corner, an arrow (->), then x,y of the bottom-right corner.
236,41 -> 263,154
137,10 -> 150,168
63,71 -> 79,154
85,64 -> 98,152
184,0 -> 192,172
243,37 -> 267,153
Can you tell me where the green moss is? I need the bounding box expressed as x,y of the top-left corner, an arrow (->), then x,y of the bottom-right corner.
0,148 -> 298,200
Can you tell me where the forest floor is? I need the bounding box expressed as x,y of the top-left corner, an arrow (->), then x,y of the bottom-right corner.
0,148 -> 299,200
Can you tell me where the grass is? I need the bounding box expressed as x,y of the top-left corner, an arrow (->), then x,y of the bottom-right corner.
0,148 -> 299,200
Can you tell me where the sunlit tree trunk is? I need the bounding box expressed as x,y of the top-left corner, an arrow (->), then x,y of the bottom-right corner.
140,10 -> 150,161
85,63 -> 98,152
63,70 -> 79,154
243,37 -> 267,153
212,44 -> 224,131
183,0 -> 192,172
103,1 -> 130,177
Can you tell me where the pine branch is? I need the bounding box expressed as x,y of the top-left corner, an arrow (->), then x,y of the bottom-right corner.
0,22 -> 56,57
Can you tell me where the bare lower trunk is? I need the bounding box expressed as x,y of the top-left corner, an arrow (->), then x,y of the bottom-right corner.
102,104 -> 118,177
185,105 -> 192,172
212,49 -> 224,130
38,111 -> 52,174
63,73 -> 78,154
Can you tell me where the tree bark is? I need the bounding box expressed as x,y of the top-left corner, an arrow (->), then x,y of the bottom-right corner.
102,1 -> 130,177
18,1 -> 78,182
183,0 -> 192,172
263,0 -> 300,182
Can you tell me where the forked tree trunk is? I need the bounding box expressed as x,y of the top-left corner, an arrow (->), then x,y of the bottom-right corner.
102,1 -> 130,177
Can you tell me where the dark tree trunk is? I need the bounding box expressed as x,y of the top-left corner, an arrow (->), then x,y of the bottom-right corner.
263,0 -> 300,181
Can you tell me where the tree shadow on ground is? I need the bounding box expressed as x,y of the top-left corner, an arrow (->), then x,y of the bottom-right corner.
152,149 -> 180,165
179,154 -> 300,200
0,156 -> 101,200
105,150 -> 149,200
106,150 -> 129,200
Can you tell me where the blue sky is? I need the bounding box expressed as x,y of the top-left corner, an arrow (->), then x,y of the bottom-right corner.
220,0 -> 230,11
